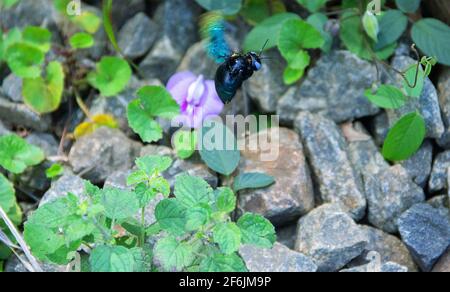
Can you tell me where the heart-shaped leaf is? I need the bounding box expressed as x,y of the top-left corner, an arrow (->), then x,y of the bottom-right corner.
88,56 -> 131,97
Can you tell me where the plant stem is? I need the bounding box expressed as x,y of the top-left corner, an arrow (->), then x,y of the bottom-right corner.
140,207 -> 145,247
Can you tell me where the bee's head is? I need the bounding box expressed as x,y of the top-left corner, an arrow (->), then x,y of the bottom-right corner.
247,52 -> 262,71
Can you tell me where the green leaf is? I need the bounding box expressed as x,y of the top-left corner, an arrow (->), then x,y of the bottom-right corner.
5,43 -> 44,78
395,0 -> 421,13
173,130 -> 197,159
102,0 -> 121,53
403,65 -> 425,98
364,85 -> 406,109
89,245 -> 136,272
127,99 -> 163,143
135,155 -> 173,176
199,253 -> 247,272
0,134 -> 45,174
0,0 -> 20,9
195,0 -> 242,15
155,199 -> 186,236
69,32 -> 95,49
382,112 -> 426,161
0,174 -> 16,212
213,222 -> 241,255
243,13 -> 299,52
362,11 -> 379,42
240,0 -> 286,25
375,10 -> 408,50
306,13 -> 332,52
45,163 -> 64,179
73,11 -> 102,34
215,187 -> 236,213
233,172 -> 275,192
174,174 -> 212,208
154,236 -> 194,271
22,26 -> 52,53
87,56 -> 131,97
296,0 -> 328,13
237,213 -> 276,248
199,122 -> 241,176
279,19 -> 325,53
126,170 -> 148,186
100,188 -> 139,220
23,61 -> 65,114
412,18 -> 450,66
283,66 -> 304,85
185,205 -> 211,231
137,86 -> 180,119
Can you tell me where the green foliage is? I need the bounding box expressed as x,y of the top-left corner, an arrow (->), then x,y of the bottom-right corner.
395,0 -> 421,13
5,43 -> 45,78
195,0 -> 243,15
89,245 -> 138,272
243,13 -> 299,52
0,134 -> 45,174
23,61 -> 65,114
127,86 -> 180,143
375,10 -> 408,50
382,112 -> 426,162
306,13 -> 332,52
240,0 -> 286,25
296,0 -> 328,13
362,11 -> 379,42
46,163 -> 64,179
73,11 -> 102,34
87,56 -> 132,97
364,85 -> 406,109
69,33 -> 95,49
233,173 -> 275,192
199,121 -> 241,176
278,18 -> 324,84
102,0 -> 121,53
411,19 -> 450,66
0,0 -> 20,9
173,130 -> 197,159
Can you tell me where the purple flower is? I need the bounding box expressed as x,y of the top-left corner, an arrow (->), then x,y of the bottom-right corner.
167,71 -> 224,128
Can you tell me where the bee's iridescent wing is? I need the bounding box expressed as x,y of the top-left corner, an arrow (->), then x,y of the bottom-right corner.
200,12 -> 232,63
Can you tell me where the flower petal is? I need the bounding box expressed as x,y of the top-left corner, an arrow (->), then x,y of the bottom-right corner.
168,75 -> 198,105
201,80 -> 224,117
166,71 -> 196,91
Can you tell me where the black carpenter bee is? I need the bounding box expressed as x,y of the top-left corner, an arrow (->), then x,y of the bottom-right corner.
201,13 -> 267,104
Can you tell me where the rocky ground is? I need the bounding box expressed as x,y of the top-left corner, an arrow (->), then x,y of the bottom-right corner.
1,0 -> 450,272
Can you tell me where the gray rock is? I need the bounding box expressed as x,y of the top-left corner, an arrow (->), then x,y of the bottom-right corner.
89,77 -> 163,134
177,41 -> 219,80
432,250 -> 450,272
112,0 -> 145,29
139,36 -> 183,83
140,144 -> 174,158
39,173 -> 86,206
398,203 -> 450,271
277,50 -> 379,125
349,225 -> 417,272
68,127 -> 141,183
2,74 -> 22,103
400,140 -> 433,187
347,126 -> 425,233
247,49 -> 288,113
429,151 -> 450,193
239,243 -> 317,272
237,128 -> 315,226
437,68 -> 450,148
371,111 -> 389,145
341,251 -> 409,272
386,55 -> 445,139
165,156 -> 219,189
294,204 -> 368,272
118,13 -> 158,59
5,255 -> 65,272
295,112 -> 366,220
25,132 -> 58,157
0,95 -> 51,131
0,0 -> 58,31
0,120 -> 11,135
427,195 -> 449,210
276,225 -> 297,250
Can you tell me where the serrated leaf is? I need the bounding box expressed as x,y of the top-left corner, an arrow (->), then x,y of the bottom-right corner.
0,134 -> 45,174
199,122 -> 240,176
199,253 -> 247,272
155,199 -> 186,236
382,112 -> 426,161
185,205 -> 211,231
233,172 -> 275,192
89,245 -> 136,272
237,213 -> 276,248
135,155 -> 173,176
87,56 -> 131,97
174,174 -> 212,208
364,85 -> 406,109
69,32 -> 95,49
412,18 -> 450,66
215,187 -> 236,213
154,236 -> 194,271
100,188 -> 139,220
213,222 -> 241,255
126,170 -> 148,186
5,42 -> 44,78
243,13 -> 299,52
23,61 -> 65,114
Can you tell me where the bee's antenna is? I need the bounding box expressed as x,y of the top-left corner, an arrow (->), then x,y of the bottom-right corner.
259,39 -> 269,57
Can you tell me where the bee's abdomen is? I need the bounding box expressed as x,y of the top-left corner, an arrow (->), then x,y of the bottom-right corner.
215,64 -> 242,104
